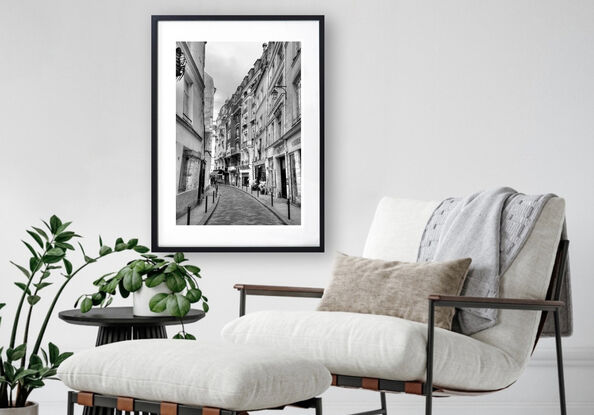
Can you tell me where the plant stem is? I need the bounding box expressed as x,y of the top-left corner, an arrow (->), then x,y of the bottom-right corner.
0,357 -> 7,408
9,243 -> 52,349
20,264 -> 49,368
30,251 -> 114,357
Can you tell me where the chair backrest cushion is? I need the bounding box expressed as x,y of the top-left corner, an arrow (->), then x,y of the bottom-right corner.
363,196 -> 565,368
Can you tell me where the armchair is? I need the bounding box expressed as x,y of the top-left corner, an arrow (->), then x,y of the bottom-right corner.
222,197 -> 569,415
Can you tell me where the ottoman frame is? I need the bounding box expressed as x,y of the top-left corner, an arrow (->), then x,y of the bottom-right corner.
67,391 -> 323,415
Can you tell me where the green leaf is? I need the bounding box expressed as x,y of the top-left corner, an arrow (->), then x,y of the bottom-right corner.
56,241 -> 75,251
55,221 -> 72,235
14,282 -> 31,295
78,242 -> 87,256
184,265 -> 200,274
93,273 -> 113,285
123,269 -> 142,292
32,226 -> 49,241
49,215 -> 62,234
202,302 -> 209,313
7,344 -> 26,362
145,273 -> 165,288
26,378 -> 45,388
22,240 -> 39,258
101,278 -> 119,294
43,247 -> 65,264
165,273 -> 185,293
48,342 -> 59,364
40,348 -> 49,365
149,293 -> 169,313
186,288 -> 202,303
186,276 -> 197,289
115,243 -> 127,252
118,279 -> 130,298
33,281 -> 52,290
10,261 -> 31,279
27,295 -> 41,305
164,263 -> 178,273
133,245 -> 150,253
29,257 -> 41,273
54,352 -> 73,366
184,332 -> 196,340
99,235 -> 103,246
63,258 -> 73,275
14,368 -> 37,382
84,256 -> 96,263
127,238 -> 138,249
172,333 -> 184,339
56,231 -> 77,242
166,293 -> 190,317
173,252 -> 185,263
99,245 -> 112,256
91,292 -> 105,306
3,362 -> 15,383
80,297 -> 93,313
29,354 -> 43,370
26,230 -> 44,248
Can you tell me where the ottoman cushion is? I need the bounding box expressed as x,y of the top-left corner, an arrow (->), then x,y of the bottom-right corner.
58,339 -> 331,411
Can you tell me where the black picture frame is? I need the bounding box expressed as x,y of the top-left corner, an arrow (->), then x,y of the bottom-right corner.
151,15 -> 324,252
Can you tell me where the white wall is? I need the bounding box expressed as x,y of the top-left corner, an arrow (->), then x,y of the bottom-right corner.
0,1 -> 593,414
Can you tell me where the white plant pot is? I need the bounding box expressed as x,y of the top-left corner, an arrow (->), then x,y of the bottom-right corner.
133,283 -> 170,316
0,402 -> 39,415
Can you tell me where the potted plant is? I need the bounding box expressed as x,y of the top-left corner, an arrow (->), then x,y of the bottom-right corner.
77,252 -> 208,339
0,215 -> 143,413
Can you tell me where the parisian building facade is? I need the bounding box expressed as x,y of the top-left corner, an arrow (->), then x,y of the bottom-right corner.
214,41 -> 302,205
175,42 -> 213,216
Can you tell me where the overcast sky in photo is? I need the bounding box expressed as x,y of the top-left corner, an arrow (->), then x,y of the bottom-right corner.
205,42 -> 264,118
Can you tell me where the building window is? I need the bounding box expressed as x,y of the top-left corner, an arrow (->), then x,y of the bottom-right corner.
183,79 -> 193,122
293,75 -> 301,118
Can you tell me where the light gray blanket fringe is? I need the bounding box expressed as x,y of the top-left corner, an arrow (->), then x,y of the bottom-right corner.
418,187 -> 572,336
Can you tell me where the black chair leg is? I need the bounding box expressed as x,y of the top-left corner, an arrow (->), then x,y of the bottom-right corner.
314,397 -> 323,415
380,391 -> 387,414
554,310 -> 567,415
425,300 -> 434,415
67,391 -> 74,415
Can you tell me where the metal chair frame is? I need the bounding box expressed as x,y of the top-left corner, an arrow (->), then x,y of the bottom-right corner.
234,239 -> 569,415
66,391 -> 323,415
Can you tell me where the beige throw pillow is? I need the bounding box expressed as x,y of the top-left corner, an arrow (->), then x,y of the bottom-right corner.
317,254 -> 472,330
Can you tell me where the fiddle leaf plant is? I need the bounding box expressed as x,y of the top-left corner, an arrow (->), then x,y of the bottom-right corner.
0,215 -> 140,408
78,252 -> 208,340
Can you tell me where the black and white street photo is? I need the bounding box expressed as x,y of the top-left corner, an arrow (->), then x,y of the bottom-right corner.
175,41 -> 303,226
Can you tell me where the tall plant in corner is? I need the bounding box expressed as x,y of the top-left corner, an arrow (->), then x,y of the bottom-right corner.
0,215 -> 143,409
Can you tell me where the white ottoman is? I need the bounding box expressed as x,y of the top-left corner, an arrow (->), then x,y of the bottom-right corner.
58,339 -> 331,412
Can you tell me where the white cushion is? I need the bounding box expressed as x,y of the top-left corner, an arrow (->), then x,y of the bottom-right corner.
472,197 -> 565,365
363,197 -> 439,262
362,196 -> 565,372
222,310 -> 520,391
58,339 -> 331,411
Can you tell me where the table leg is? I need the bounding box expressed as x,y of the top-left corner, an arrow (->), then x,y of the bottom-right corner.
83,325 -> 166,415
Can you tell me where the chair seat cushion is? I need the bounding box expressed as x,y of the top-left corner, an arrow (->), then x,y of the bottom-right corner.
58,339 -> 331,410
221,311 -> 523,391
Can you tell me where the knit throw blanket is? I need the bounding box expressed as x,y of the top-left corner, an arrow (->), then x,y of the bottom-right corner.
417,187 -> 572,336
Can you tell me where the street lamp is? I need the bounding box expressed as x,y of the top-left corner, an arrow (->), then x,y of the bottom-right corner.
271,85 -> 287,100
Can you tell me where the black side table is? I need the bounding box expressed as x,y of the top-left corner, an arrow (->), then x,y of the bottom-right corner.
59,307 -> 205,415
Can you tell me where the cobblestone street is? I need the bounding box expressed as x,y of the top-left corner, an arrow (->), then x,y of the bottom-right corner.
205,185 -> 284,225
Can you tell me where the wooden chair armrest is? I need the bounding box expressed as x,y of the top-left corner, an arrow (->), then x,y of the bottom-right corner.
428,294 -> 564,311
233,284 -> 324,298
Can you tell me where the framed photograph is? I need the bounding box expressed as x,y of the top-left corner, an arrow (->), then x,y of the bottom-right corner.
151,15 -> 324,252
